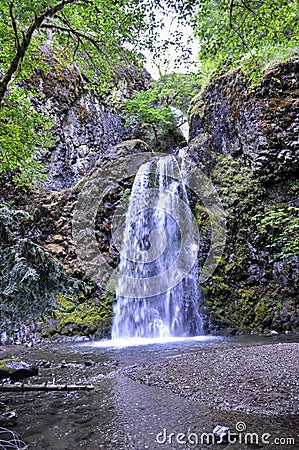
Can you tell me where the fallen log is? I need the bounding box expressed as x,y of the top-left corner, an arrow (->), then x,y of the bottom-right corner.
0,383 -> 94,392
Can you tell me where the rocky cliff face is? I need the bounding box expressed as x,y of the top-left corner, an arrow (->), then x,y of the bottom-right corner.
189,60 -> 299,175
0,55 -> 159,342
31,62 -> 152,190
188,59 -> 299,334
1,57 -> 298,342
0,139 -> 151,343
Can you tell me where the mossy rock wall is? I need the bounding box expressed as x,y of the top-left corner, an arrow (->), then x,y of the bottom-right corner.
189,60 -> 299,334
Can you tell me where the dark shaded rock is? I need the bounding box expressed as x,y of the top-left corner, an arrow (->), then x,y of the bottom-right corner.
189,59 -> 299,176
28,54 -> 182,190
84,360 -> 95,367
189,59 -> 299,334
0,360 -> 38,381
0,136 -> 154,343
0,411 -> 18,427
29,57 -> 153,190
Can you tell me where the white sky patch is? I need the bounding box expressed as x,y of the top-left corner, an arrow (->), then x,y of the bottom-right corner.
143,11 -> 199,79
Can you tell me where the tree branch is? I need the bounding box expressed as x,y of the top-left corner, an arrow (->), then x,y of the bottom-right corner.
57,12 -> 124,64
9,2 -> 20,50
40,22 -> 104,52
229,0 -> 235,29
0,0 -> 78,104
240,0 -> 280,33
228,0 -> 256,61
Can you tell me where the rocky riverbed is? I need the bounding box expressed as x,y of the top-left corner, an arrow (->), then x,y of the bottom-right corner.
0,338 -> 298,449
125,342 -> 299,416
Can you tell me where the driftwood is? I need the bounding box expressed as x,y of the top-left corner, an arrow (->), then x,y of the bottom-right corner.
0,383 -> 94,392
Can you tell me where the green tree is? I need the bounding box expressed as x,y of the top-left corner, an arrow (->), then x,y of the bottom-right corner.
193,0 -> 299,70
122,72 -> 201,141
0,0 -> 158,104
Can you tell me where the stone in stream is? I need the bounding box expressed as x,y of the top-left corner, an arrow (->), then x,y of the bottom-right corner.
0,359 -> 38,381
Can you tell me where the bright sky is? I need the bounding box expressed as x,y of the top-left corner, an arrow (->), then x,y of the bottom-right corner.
143,11 -> 199,79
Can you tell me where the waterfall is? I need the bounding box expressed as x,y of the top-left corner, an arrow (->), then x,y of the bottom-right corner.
112,155 -> 203,339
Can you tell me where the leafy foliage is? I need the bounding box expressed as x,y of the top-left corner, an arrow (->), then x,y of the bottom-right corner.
0,86 -> 52,187
252,206 -> 299,260
0,203 -> 89,331
123,87 -> 172,126
193,0 -> 299,71
122,72 -> 201,139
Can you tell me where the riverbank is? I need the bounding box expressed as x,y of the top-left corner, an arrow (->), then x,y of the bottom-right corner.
1,339 -> 299,418
1,338 -> 299,448
125,342 -> 299,416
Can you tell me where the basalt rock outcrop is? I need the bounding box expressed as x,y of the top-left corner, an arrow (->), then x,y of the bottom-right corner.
189,59 -> 299,175
189,59 -> 299,334
0,54 -> 161,342
1,56 -> 298,341
31,60 -> 152,190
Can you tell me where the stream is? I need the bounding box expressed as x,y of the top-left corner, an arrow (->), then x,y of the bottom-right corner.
1,334 -> 299,449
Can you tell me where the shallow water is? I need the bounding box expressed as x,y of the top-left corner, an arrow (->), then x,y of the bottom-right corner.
1,334 -> 299,449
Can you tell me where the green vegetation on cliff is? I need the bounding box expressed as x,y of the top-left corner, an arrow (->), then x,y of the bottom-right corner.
199,153 -> 299,333
122,73 -> 201,150
194,0 -> 299,72
0,203 -> 93,333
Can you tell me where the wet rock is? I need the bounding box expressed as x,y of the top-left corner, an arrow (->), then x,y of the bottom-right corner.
39,360 -> 51,368
189,60 -> 299,176
84,360 -> 95,367
29,61 -> 153,190
265,330 -> 279,336
0,360 -> 38,381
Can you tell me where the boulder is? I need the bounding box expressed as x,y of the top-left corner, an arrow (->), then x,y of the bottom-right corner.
0,359 -> 38,381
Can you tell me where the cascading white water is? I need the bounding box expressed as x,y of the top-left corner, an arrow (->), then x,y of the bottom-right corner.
112,155 -> 203,339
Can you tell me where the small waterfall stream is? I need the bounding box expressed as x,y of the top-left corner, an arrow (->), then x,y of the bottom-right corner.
112,155 -> 203,339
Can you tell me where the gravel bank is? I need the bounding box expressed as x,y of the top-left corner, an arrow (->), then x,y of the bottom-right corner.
125,343 -> 299,415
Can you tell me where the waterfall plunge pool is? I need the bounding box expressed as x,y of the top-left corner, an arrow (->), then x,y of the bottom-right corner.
2,333 -> 298,449
85,335 -> 220,349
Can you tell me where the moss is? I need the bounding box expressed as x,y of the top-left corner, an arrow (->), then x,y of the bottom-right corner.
120,188 -> 132,202
56,295 -> 76,312
56,305 -> 99,334
189,93 -> 205,120
198,154 -> 299,333
55,299 -> 102,335
0,359 -> 20,370
251,204 -> 299,261
254,300 -> 272,324
43,280 -> 116,338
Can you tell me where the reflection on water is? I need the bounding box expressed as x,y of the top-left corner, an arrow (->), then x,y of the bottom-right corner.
1,334 -> 298,449
86,335 -> 221,349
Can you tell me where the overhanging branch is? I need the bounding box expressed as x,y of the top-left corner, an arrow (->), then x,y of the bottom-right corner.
9,2 -> 20,51
0,0 -> 79,104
